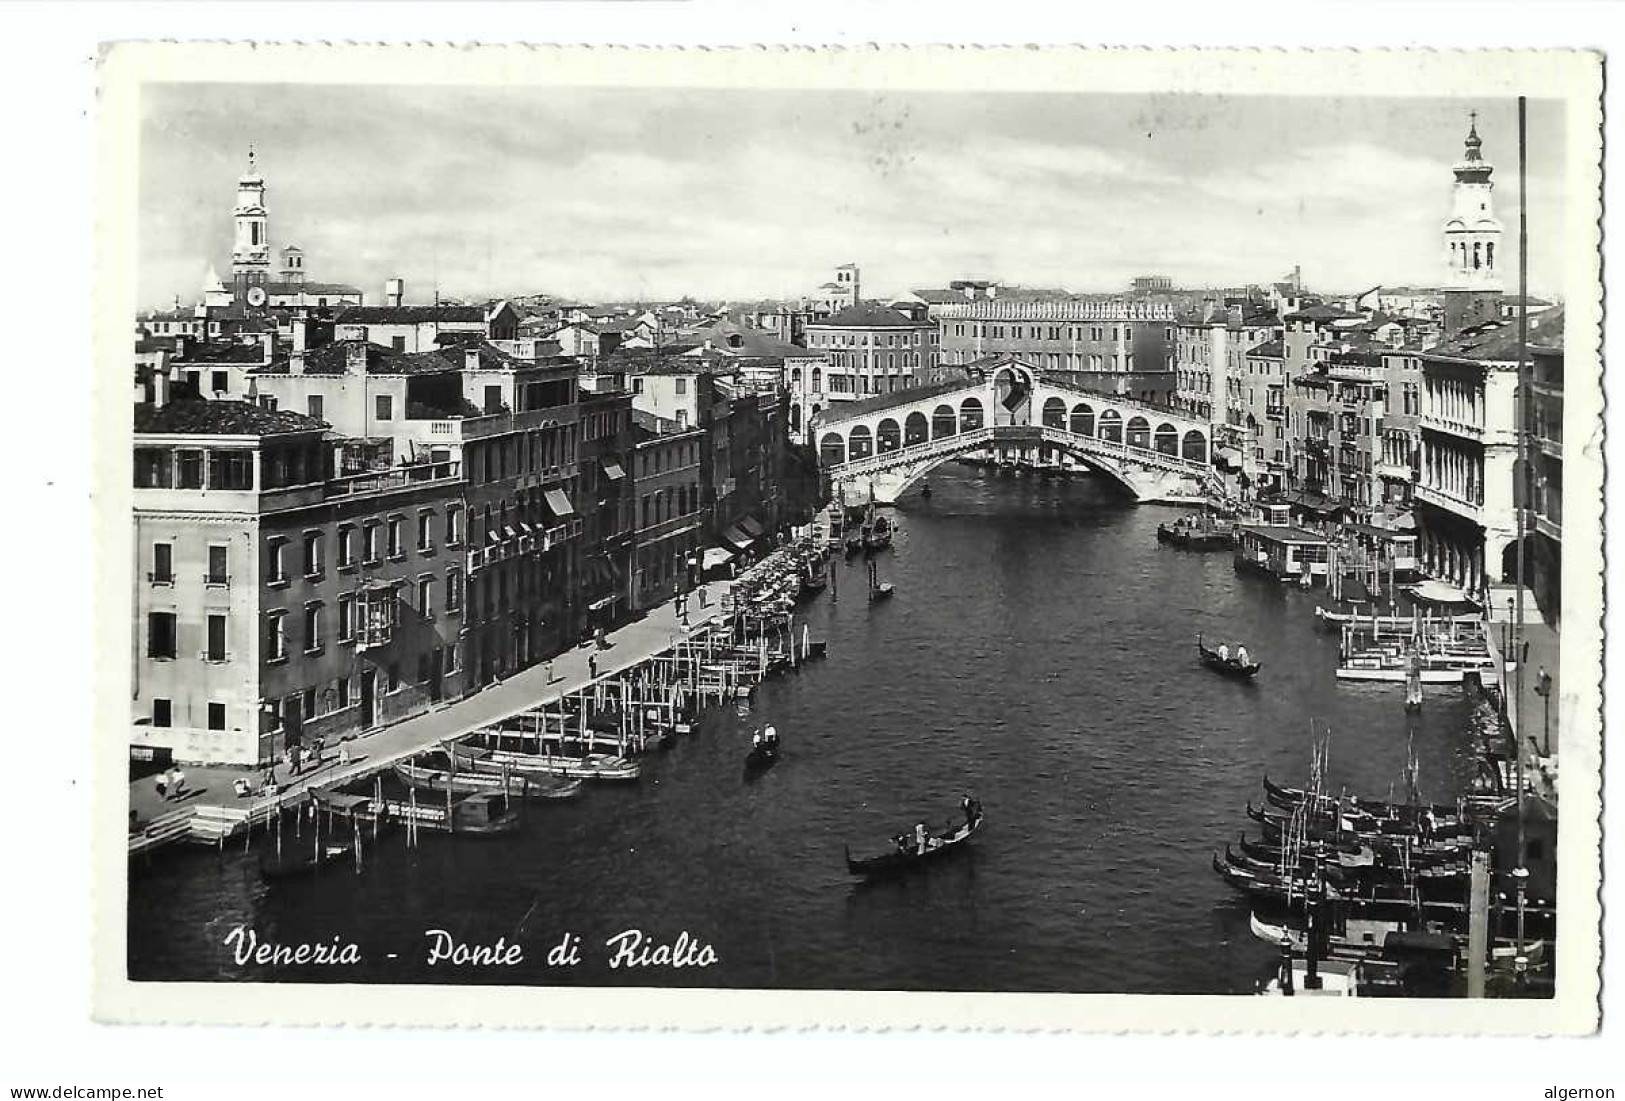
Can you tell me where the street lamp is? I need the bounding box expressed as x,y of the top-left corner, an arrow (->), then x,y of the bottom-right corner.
1534,666 -> 1554,758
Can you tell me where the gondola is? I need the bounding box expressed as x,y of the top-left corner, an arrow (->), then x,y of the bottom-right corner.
869,579 -> 894,602
744,739 -> 780,772
845,809 -> 984,878
1263,774 -> 1460,820
259,841 -> 354,882
863,515 -> 894,553
1196,634 -> 1261,678
843,532 -> 864,557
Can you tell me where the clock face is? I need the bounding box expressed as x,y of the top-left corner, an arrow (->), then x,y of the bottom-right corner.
246,286 -> 267,307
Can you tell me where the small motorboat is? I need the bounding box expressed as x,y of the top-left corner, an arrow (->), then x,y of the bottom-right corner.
1197,634 -> 1262,678
845,807 -> 984,878
259,842 -> 354,882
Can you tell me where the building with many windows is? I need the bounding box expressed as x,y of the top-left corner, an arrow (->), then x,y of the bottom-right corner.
132,393 -> 466,768
803,304 -> 938,398
937,297 -> 1176,404
630,416 -> 706,611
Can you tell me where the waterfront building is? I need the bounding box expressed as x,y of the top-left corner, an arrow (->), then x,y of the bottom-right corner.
1238,339 -> 1288,496
1411,310 -> 1563,598
630,415 -> 706,610
679,320 -> 830,439
132,390 -> 466,767
804,304 -> 939,398
574,379 -> 637,638
934,296 -> 1174,404
1527,309 -> 1564,623
1284,348 -> 1390,523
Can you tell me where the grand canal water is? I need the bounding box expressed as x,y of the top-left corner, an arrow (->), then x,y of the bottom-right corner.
128,464 -> 1476,993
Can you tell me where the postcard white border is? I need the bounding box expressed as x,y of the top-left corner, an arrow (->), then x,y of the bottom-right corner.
92,42 -> 1604,1034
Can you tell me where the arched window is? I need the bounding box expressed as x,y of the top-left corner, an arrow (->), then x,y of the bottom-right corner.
811,367 -> 822,392
931,404 -> 957,439
1485,242 -> 1495,270
1070,403 -> 1094,436
819,432 -> 846,467
1472,242 -> 1482,270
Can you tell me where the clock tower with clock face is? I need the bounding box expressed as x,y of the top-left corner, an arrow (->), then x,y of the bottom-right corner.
230,148 -> 272,306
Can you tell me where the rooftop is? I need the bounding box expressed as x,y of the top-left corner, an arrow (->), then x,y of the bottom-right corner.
1427,305 -> 1565,363
134,399 -> 327,437
1247,339 -> 1286,359
250,340 -> 459,377
173,342 -> 271,365
335,304 -> 487,326
806,303 -> 930,330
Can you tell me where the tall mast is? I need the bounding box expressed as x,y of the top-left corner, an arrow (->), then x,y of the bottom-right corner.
1513,96 -> 1531,959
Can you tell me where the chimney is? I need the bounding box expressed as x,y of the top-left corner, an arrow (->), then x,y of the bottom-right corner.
465,347 -> 481,372
259,330 -> 276,363
290,319 -> 308,376
345,341 -> 369,375
152,354 -> 171,410
385,278 -> 404,309
1202,299 -> 1218,323
1227,304 -> 1244,328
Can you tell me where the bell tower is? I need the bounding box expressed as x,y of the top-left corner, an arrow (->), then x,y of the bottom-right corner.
231,147 -> 271,304
1442,112 -> 1504,293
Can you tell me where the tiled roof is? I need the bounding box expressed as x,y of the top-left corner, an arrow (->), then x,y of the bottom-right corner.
134,399 -> 327,436
683,322 -> 819,360
250,340 -> 459,377
1428,305 -> 1565,363
810,379 -> 972,423
909,288 -> 971,305
174,342 -> 271,364
335,305 -> 486,325
806,303 -> 928,330
1246,340 -> 1286,358
1285,305 -> 1362,323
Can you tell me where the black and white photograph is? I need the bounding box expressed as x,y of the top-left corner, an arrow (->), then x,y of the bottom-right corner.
90,43 -> 1602,1035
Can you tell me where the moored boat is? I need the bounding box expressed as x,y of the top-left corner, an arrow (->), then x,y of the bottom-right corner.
259,841 -> 354,881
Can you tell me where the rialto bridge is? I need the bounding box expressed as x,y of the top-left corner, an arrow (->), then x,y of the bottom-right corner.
809,359 -> 1219,505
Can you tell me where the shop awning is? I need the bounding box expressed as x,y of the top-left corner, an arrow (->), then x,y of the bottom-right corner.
1405,579 -> 1481,608
703,547 -> 734,569
601,460 -> 626,481
544,488 -> 575,518
720,524 -> 752,550
1215,447 -> 1244,469
738,516 -> 765,539
588,594 -> 618,612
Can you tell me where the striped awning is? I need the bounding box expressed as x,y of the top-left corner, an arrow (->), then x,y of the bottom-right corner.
601,459 -> 626,480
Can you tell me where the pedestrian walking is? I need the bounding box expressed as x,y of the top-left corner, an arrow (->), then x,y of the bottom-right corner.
544,659 -> 555,684
154,773 -> 168,801
588,654 -> 599,680
171,767 -> 187,801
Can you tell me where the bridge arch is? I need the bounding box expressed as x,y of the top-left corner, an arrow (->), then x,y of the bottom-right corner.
904,411 -> 929,446
819,431 -> 846,466
931,404 -> 957,439
1099,408 -> 1123,442
1126,415 -> 1150,450
848,424 -> 873,460
834,434 -> 1148,502
877,417 -> 902,453
1070,402 -> 1094,437
1182,429 -> 1208,464
1153,422 -> 1178,456
1041,396 -> 1067,428
959,396 -> 985,432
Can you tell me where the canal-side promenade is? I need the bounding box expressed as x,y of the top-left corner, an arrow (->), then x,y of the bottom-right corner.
128,583 -> 735,839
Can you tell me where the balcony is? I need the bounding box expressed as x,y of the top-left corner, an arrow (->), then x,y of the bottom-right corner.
1421,412 -> 1485,443
1374,461 -> 1415,482
146,571 -> 174,586
1414,481 -> 1484,525
466,518 -> 582,574
204,573 -> 231,587
323,461 -> 461,500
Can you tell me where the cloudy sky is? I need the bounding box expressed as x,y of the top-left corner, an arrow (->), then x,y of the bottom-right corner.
138,85 -> 1568,308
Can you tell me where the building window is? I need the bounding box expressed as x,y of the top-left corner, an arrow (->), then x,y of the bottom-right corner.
304,602 -> 323,652
209,450 -> 253,490
302,532 -> 323,577
417,510 -> 433,551
391,335 -> 407,353
337,677 -> 350,710
134,448 -> 174,488
266,538 -> 287,584
376,394 -> 394,421
207,702 -> 226,732
206,544 -> 229,585
387,517 -> 404,559
337,525 -> 355,568
206,614 -> 227,662
675,377 -> 688,395
446,568 -> 464,613
446,505 -> 462,546
151,698 -> 171,728
418,576 -> 434,618
146,612 -> 177,659
176,449 -> 205,489
338,594 -> 356,642
265,611 -> 287,661
363,521 -> 381,564
387,662 -> 400,692
150,542 -> 173,584
308,395 -> 324,420
303,687 -> 317,719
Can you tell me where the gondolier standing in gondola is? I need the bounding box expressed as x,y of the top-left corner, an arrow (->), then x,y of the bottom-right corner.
1236,645 -> 1250,667
915,822 -> 928,855
961,793 -> 975,828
